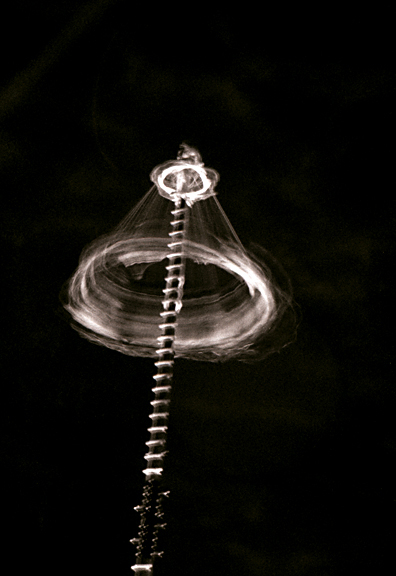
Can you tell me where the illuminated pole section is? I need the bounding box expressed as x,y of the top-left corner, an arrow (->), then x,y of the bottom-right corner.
131,144 -> 218,574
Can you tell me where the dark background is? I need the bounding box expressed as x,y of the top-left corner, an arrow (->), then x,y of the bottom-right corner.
1,2 -> 395,575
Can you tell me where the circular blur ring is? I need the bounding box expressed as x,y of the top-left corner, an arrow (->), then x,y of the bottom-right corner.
151,160 -> 219,206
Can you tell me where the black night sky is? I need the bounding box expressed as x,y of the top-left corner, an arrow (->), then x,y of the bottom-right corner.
2,2 -> 395,575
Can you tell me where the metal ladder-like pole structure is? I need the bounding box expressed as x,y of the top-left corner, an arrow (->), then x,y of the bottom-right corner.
131,144 -> 215,575
130,195 -> 188,575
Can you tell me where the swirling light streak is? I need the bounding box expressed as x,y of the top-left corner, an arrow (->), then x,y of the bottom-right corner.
64,144 -> 294,362
64,233 -> 291,361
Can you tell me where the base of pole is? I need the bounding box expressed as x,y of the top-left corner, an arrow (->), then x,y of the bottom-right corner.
131,563 -> 153,574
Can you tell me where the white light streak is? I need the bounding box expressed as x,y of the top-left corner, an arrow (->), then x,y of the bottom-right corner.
131,563 -> 153,572
63,148 -> 295,362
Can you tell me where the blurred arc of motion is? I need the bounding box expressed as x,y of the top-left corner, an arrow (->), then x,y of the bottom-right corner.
62,145 -> 297,362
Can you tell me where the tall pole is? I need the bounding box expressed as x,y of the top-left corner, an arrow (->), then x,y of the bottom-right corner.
131,144 -> 218,573
131,180 -> 189,575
